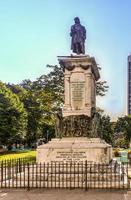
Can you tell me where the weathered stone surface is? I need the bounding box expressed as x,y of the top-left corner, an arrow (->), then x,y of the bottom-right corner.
58,55 -> 100,117
55,111 -> 102,138
37,55 -> 112,165
37,137 -> 112,163
55,114 -> 91,138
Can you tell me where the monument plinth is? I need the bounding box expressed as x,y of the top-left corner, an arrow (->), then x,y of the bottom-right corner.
58,55 -> 100,117
37,137 -> 112,163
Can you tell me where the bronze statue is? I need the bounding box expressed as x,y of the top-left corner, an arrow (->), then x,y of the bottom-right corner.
70,17 -> 86,54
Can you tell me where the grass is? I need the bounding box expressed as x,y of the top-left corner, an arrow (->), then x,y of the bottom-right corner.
0,150 -> 36,162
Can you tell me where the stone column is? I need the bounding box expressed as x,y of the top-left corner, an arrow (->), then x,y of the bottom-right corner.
85,72 -> 92,108
64,74 -> 71,108
92,75 -> 96,107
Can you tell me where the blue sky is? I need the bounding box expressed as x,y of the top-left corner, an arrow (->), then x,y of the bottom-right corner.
0,0 -> 131,119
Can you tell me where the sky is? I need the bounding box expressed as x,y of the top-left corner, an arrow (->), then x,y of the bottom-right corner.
0,0 -> 131,120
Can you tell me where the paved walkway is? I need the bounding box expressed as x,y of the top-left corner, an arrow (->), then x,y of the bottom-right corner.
0,189 -> 131,200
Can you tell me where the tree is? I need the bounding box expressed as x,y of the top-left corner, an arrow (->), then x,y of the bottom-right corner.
8,81 -> 55,146
0,82 -> 27,147
96,81 -> 109,96
24,89 -> 55,146
92,109 -> 114,145
6,63 -> 109,145
37,65 -> 64,109
100,115 -> 114,145
115,116 -> 131,148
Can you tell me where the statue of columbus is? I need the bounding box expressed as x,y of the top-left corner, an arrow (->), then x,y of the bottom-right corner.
70,17 -> 86,54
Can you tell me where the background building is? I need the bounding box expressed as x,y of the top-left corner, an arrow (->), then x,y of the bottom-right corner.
127,55 -> 131,115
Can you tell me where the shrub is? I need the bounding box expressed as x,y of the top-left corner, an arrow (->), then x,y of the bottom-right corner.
114,149 -> 120,157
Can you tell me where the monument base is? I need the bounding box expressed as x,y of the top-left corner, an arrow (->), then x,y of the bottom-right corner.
37,137 -> 112,163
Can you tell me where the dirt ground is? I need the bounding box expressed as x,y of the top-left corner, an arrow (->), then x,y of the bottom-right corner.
0,189 -> 131,200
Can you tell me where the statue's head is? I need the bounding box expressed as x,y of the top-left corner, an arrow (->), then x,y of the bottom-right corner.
74,17 -> 80,24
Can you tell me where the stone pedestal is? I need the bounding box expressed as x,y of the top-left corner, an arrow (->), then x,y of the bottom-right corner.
37,55 -> 112,165
58,55 -> 100,117
37,137 -> 112,164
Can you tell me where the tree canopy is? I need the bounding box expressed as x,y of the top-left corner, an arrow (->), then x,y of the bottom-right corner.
114,116 -> 131,147
0,64 -> 111,148
0,82 -> 27,146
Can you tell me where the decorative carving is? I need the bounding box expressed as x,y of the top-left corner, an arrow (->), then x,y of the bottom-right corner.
55,108 -> 103,139
80,64 -> 91,70
65,65 -> 75,71
64,64 -> 91,71
55,115 -> 91,137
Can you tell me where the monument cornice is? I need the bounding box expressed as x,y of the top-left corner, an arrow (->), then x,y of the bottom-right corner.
58,55 -> 100,81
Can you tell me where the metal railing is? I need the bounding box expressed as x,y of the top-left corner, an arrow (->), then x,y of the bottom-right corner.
0,160 -> 130,190
0,156 -> 36,166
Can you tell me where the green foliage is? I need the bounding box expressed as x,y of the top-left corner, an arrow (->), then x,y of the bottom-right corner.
0,150 -> 36,161
113,149 -> 120,157
36,65 -> 64,110
24,89 -> 55,145
91,108 -> 113,144
115,136 -> 128,148
96,81 -> 109,96
115,116 -> 131,148
101,115 -> 113,144
96,112 -> 114,145
0,82 -> 27,146
9,80 -> 56,146
1,64 -> 109,147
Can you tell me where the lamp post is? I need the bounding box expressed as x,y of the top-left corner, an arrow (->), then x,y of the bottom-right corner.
47,130 -> 49,143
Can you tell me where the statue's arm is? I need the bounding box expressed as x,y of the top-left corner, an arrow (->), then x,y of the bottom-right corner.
70,25 -> 74,37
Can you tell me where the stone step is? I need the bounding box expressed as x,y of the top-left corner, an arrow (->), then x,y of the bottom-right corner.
1,180 -> 128,189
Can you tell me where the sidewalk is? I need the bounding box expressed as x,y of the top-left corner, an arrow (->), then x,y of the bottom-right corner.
0,189 -> 131,200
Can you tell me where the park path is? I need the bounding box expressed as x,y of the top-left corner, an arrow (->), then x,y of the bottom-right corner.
0,189 -> 131,200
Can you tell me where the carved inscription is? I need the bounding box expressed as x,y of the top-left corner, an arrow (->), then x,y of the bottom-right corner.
56,151 -> 87,162
71,82 -> 85,109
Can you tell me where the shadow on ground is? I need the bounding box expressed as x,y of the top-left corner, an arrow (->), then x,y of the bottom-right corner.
0,189 -> 130,200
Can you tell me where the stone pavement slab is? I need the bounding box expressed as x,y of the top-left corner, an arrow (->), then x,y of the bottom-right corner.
0,189 -> 130,200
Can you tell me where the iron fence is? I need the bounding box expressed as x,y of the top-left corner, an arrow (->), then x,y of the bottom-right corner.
0,156 -> 36,166
0,160 -> 130,190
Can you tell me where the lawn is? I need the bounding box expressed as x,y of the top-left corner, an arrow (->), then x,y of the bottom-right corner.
0,150 -> 36,161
